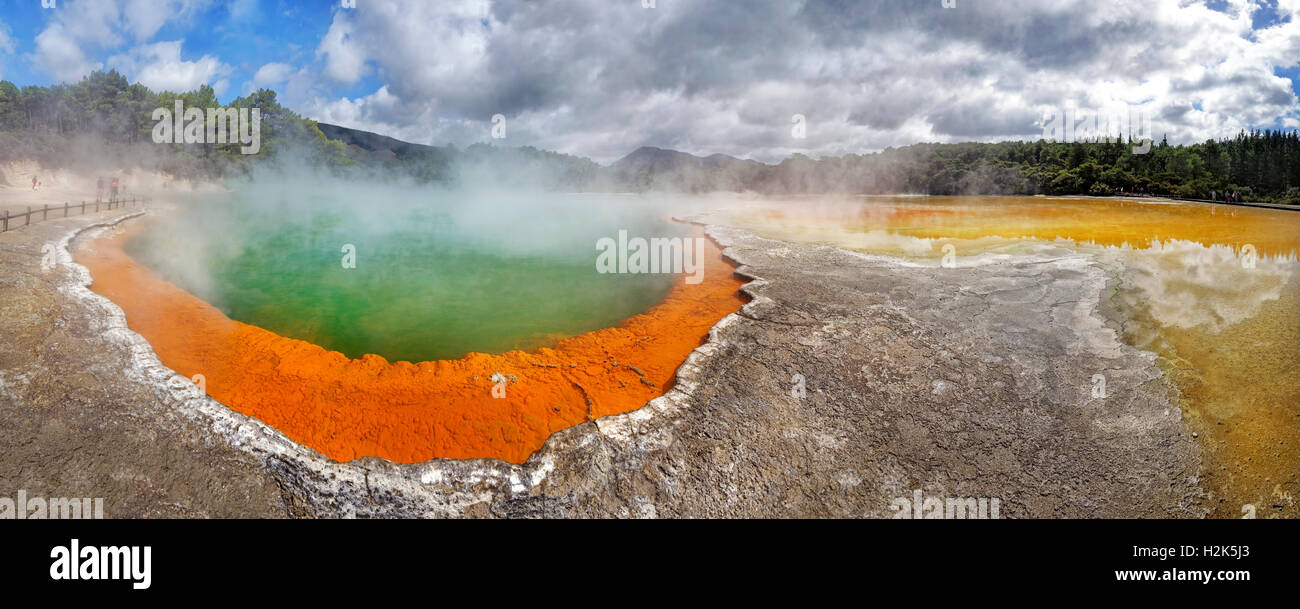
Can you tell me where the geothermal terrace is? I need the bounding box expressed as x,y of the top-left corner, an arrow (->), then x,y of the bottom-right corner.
3,195 -> 1263,518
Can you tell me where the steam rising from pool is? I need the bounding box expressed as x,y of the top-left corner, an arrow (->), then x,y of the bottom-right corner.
127,176 -> 706,362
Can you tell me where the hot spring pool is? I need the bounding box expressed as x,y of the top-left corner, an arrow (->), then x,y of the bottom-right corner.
124,189 -> 685,362
77,186 -> 747,463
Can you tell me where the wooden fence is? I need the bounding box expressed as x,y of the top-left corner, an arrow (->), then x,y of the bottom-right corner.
0,197 -> 150,233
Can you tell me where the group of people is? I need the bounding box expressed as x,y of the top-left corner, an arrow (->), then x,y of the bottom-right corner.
95,176 -> 120,203
28,174 -> 123,202
1211,190 -> 1243,203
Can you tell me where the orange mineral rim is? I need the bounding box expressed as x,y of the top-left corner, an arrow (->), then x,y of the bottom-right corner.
76,219 -> 747,464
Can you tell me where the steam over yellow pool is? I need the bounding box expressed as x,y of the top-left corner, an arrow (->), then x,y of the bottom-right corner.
702,195 -> 1300,518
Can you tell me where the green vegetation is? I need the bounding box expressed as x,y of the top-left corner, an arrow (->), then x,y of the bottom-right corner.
606,135 -> 1299,205
1,70 -> 1296,204
775,134 -> 1299,204
0,70 -> 351,179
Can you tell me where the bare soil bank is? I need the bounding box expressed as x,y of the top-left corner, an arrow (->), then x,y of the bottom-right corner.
0,209 -> 1204,517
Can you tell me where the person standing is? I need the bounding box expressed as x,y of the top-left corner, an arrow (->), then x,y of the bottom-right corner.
32,175 -> 37,191
97,177 -> 104,203
110,177 -> 119,202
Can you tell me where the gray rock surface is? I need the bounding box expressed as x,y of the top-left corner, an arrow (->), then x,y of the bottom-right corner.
0,212 -> 288,517
0,211 -> 1207,518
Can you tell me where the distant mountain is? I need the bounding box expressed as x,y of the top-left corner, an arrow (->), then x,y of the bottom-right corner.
610,146 -> 763,172
608,146 -> 768,192
313,126 -> 1300,203
316,122 -> 443,161
701,153 -> 763,169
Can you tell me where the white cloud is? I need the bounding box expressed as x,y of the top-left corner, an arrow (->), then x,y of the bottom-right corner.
34,24 -> 103,83
0,20 -> 15,55
296,0 -> 1300,163
12,0 -> 1300,160
121,0 -> 214,42
317,13 -> 368,85
107,40 -> 229,94
30,0 -> 216,83
303,85 -> 416,137
53,0 -> 127,49
253,62 -> 293,88
0,21 -> 13,81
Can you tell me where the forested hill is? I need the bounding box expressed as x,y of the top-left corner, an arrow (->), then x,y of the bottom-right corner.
694,134 -> 1300,204
1,70 -> 1296,204
0,70 -> 351,178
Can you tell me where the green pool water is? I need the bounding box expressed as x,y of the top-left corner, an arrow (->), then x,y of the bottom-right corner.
126,186 -> 685,362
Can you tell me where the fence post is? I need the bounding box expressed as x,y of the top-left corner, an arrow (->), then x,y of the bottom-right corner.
26,206 -> 31,226
43,204 -> 48,221
2,209 -> 7,232
64,202 -> 68,217
81,201 -> 85,214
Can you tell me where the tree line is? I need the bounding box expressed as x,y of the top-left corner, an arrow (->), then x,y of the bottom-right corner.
0,70 -> 350,178
0,70 -> 1296,204
774,132 -> 1300,204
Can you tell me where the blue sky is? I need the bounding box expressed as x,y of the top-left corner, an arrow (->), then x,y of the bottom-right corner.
1240,0 -> 1300,108
0,0 -> 1297,163
0,0 -> 386,102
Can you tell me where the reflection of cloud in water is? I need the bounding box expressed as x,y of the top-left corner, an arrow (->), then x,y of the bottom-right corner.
1118,239 -> 1295,333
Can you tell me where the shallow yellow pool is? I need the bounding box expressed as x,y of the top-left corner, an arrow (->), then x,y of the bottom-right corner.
705,195 -> 1300,518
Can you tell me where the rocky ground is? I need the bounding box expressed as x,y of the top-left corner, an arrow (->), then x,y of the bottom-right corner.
0,211 -> 287,517
0,209 -> 1206,518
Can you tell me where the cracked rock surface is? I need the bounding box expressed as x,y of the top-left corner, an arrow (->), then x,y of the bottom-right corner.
0,213 -> 1206,518
0,213 -> 288,517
